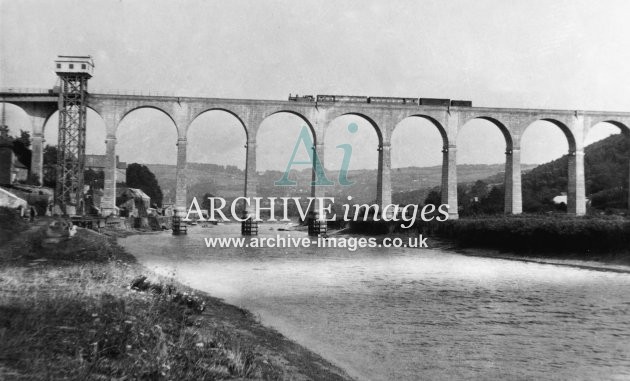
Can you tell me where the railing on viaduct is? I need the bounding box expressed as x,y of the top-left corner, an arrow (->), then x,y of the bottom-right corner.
2,88 -> 630,219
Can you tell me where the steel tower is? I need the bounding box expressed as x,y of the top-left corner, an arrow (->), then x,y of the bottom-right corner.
53,56 -> 94,216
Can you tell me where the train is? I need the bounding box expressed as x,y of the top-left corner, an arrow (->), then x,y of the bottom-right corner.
288,94 -> 472,107
288,94 -> 315,102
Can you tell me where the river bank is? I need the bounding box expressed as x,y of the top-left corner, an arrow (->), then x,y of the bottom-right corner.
392,215 -> 630,265
341,230 -> 630,273
0,212 -> 353,380
423,237 -> 630,274
345,216 -> 630,268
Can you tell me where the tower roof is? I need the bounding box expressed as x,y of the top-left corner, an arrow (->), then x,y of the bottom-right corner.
54,55 -> 94,76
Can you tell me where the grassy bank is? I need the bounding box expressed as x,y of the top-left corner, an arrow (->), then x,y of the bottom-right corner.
0,211 -> 352,380
417,215 -> 630,262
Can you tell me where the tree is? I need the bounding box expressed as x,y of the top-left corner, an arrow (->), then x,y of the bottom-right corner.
43,145 -> 58,187
43,145 -> 57,166
125,163 -> 164,207
11,130 -> 32,171
455,181 -> 507,216
479,185 -> 504,214
424,189 -> 441,206
200,192 -> 215,211
14,130 -> 31,149
470,180 -> 489,200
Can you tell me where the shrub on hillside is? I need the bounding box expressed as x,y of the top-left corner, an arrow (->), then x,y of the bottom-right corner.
590,187 -> 628,210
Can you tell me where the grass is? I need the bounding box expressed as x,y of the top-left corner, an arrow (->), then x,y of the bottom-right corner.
0,208 -> 352,381
0,264 -> 269,379
0,237 -> 268,379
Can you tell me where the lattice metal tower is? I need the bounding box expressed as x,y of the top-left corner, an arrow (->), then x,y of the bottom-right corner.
54,56 -> 94,216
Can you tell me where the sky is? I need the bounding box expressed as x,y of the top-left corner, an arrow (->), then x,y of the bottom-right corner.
1,0 -> 629,170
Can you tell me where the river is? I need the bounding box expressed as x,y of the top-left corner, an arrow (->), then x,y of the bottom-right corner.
119,224 -> 630,380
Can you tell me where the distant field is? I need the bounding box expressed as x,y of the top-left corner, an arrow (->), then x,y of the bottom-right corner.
147,162 -> 538,205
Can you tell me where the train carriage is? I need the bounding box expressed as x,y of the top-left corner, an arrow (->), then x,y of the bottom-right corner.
419,98 -> 451,106
334,95 -> 369,103
316,94 -> 336,102
369,97 -> 405,104
450,100 -> 473,107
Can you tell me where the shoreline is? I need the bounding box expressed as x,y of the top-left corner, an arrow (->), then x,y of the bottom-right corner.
420,236 -> 630,274
355,223 -> 630,273
145,263 -> 370,381
0,218 -> 355,380
451,245 -> 630,274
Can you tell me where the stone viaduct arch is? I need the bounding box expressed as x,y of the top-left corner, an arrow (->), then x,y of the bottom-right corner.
0,101 -> 53,186
519,118 -> 580,214
0,100 -> 111,186
323,112 -> 383,206
456,116 -> 515,214
3,89 -> 630,219
186,109 -> 249,204
391,114 -> 452,213
188,108 -> 249,139
255,110 -> 317,210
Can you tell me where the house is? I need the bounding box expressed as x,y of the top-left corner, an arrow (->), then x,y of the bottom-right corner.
7,184 -> 53,215
161,202 -> 175,217
552,192 -> 590,207
552,192 -> 567,206
0,187 -> 28,215
116,187 -> 151,218
12,158 -> 28,183
85,154 -> 127,181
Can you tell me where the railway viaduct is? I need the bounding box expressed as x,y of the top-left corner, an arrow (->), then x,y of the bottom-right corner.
2,89 -> 630,219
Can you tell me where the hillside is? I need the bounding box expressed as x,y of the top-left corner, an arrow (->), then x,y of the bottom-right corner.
147,163 -> 245,205
454,134 -> 629,214
521,133 -> 629,211
146,163 -> 532,207
144,139 -> 628,216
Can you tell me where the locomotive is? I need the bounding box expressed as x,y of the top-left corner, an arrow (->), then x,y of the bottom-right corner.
288,94 -> 315,102
288,94 -> 472,107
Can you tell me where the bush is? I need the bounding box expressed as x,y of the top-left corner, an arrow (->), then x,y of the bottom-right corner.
419,215 -> 630,255
0,206 -> 27,245
590,187 -> 628,209
0,225 -> 136,263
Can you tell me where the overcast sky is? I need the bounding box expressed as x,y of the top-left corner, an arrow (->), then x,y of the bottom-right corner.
1,0 -> 629,169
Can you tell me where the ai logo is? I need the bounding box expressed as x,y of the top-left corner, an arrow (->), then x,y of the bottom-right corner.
275,123 -> 358,187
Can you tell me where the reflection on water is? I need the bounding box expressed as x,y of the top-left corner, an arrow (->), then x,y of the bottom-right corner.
120,224 -> 630,380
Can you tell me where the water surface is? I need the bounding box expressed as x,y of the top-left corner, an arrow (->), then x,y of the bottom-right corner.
119,224 -> 630,380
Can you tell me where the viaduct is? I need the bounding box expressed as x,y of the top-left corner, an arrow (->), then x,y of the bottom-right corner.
1,88 -> 630,219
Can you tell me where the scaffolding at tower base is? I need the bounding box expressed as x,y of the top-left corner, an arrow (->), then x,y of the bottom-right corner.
53,56 -> 93,216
